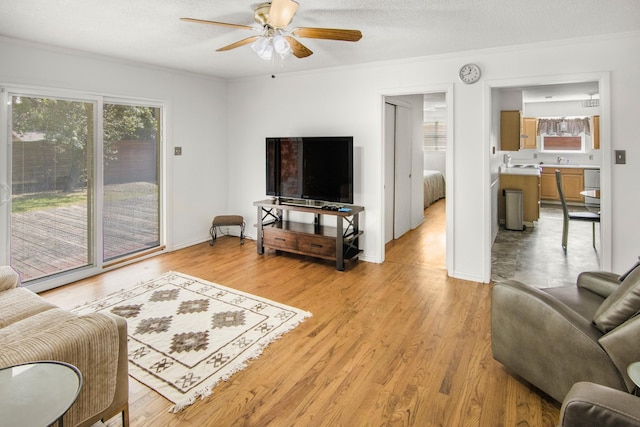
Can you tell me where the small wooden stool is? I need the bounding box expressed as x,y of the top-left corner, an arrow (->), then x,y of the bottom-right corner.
210,215 -> 245,245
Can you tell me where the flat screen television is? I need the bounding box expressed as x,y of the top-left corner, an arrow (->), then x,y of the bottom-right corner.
266,136 -> 353,204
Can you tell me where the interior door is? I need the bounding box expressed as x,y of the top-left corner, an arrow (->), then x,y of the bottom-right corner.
384,103 -> 395,243
393,103 -> 412,239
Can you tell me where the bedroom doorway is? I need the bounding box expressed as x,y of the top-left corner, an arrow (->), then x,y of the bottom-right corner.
383,90 -> 450,270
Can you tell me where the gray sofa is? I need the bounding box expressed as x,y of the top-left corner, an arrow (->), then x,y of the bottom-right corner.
0,266 -> 129,427
491,263 -> 640,403
560,382 -> 640,426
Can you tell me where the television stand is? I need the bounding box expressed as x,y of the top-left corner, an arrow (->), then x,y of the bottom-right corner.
254,199 -> 364,271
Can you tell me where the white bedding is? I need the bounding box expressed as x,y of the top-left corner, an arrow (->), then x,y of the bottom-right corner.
424,170 -> 446,208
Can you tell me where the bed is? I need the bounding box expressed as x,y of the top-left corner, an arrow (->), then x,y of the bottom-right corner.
424,170 -> 446,208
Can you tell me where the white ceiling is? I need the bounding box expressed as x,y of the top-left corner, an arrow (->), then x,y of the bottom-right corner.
1,0 -> 639,80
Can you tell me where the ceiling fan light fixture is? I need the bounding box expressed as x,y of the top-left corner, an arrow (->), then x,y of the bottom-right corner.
251,37 -> 273,60
273,34 -> 292,57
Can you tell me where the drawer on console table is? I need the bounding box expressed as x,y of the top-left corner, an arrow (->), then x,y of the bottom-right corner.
263,227 -> 298,250
298,234 -> 336,258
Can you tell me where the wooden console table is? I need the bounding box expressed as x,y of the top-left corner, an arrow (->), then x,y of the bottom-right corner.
254,199 -> 364,271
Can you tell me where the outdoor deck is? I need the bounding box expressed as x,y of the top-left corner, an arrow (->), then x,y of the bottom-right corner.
11,183 -> 159,282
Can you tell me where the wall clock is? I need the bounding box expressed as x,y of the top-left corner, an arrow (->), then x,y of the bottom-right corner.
459,63 -> 481,84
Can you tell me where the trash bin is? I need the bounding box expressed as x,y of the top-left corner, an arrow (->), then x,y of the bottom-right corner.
504,189 -> 524,231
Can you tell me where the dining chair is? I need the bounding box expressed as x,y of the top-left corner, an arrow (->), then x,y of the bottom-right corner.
555,170 -> 600,251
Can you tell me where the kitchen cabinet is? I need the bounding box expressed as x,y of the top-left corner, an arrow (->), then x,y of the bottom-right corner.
499,173 -> 540,225
540,167 -> 584,202
500,111 -> 537,151
592,115 -> 600,149
500,110 -> 521,151
521,117 -> 537,149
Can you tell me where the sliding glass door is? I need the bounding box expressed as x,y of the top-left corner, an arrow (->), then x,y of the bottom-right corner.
102,103 -> 161,262
1,89 -> 163,288
8,94 -> 95,282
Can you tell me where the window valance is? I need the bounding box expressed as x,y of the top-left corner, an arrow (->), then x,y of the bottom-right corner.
537,117 -> 590,136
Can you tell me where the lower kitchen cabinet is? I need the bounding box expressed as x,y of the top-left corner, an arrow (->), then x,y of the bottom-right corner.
498,173 -> 540,225
540,167 -> 584,202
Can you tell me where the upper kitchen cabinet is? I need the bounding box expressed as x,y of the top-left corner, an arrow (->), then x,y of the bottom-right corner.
500,111 -> 537,151
521,117 -> 537,149
592,115 -> 600,149
500,110 -> 521,151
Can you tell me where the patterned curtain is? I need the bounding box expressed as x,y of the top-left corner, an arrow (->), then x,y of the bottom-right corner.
537,117 -> 591,136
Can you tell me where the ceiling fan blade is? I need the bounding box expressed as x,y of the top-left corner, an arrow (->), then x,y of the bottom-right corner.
267,0 -> 299,28
180,17 -> 255,31
216,36 -> 262,52
284,36 -> 313,58
292,27 -> 362,42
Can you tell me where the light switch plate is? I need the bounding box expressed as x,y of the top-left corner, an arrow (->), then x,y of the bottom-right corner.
174,146 -> 182,156
615,150 -> 626,164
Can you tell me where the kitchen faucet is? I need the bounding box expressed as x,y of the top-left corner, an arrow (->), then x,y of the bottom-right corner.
557,156 -> 567,165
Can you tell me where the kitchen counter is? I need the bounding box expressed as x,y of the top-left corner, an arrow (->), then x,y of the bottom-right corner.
539,164 -> 600,170
498,171 -> 541,226
500,166 -> 541,176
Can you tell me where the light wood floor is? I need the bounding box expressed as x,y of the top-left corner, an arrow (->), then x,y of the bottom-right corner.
42,199 -> 560,426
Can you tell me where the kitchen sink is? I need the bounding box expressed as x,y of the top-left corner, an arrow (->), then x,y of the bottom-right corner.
511,164 -> 539,168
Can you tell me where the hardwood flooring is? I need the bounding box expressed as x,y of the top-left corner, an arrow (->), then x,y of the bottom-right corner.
41,199 -> 560,426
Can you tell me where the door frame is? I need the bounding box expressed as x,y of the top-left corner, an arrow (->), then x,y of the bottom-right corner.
380,84 -> 455,276
483,71 -> 612,278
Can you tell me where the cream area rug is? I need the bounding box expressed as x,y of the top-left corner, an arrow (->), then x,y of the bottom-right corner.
73,271 -> 312,412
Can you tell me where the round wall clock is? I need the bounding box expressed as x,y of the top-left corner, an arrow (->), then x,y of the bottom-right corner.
459,63 -> 481,84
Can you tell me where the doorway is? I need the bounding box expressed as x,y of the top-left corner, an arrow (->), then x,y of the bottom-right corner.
487,73 -> 612,279
383,89 -> 452,273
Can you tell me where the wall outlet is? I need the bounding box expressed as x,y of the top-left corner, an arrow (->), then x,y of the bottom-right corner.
615,150 -> 626,164
533,153 -> 538,159
174,146 -> 182,156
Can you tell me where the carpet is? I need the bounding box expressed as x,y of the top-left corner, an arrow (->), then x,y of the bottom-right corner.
73,271 -> 312,412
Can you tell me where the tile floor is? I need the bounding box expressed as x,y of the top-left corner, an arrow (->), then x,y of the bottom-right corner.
491,203 -> 601,288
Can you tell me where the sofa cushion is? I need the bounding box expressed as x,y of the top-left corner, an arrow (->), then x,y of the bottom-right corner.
0,266 -> 20,292
0,307 -> 77,342
593,265 -> 640,333
0,287 -> 57,328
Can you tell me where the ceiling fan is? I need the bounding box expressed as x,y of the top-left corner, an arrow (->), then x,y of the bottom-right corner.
180,0 -> 362,60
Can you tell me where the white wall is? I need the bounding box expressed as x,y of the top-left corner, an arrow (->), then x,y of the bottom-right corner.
0,37 -> 229,252
424,152 -> 446,175
3,31 -> 638,283
228,32 -> 640,280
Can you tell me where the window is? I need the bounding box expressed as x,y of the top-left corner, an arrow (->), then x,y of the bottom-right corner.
538,117 -> 589,153
423,121 -> 447,151
541,134 -> 584,152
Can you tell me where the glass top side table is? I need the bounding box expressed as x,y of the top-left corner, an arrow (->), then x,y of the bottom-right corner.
0,361 -> 83,427
628,361 -> 640,396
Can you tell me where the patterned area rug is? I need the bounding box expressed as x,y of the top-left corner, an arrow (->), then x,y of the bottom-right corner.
73,271 -> 312,412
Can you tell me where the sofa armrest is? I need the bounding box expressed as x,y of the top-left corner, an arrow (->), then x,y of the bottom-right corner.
491,280 -> 624,402
560,382 -> 640,427
0,266 -> 20,292
599,314 -> 640,393
577,271 -> 621,298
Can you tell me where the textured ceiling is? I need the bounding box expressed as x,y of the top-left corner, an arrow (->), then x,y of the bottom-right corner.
1,0 -> 639,80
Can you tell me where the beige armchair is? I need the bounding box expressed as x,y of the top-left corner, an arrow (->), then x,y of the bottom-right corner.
491,261 -> 640,403
0,266 -> 129,426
